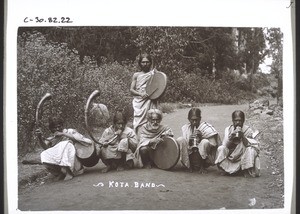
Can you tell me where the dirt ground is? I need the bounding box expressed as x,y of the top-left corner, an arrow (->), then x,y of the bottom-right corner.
17,104 -> 284,211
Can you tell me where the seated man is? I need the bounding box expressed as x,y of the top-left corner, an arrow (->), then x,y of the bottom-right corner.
177,107 -> 221,173
134,109 -> 174,169
215,110 -> 260,177
36,116 -> 92,181
97,111 -> 138,173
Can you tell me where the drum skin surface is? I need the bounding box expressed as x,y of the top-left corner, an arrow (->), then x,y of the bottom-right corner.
75,142 -> 99,167
152,137 -> 180,170
146,71 -> 167,100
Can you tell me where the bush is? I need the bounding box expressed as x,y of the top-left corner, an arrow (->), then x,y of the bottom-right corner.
161,69 -> 257,104
158,103 -> 176,114
17,30 -> 272,155
17,32 -> 133,155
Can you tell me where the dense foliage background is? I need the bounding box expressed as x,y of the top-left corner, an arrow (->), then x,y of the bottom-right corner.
17,27 -> 283,154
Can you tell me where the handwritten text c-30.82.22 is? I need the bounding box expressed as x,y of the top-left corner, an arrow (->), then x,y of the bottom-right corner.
24,17 -> 73,24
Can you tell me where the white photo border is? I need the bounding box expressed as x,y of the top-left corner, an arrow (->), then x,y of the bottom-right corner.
5,0 -> 294,213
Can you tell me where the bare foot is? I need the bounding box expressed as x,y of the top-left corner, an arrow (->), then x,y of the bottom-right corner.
75,168 -> 84,176
220,171 -> 227,176
101,166 -> 111,173
126,160 -> 134,169
64,173 -> 74,181
117,165 -> 125,171
52,173 -> 66,181
199,168 -> 208,174
143,163 -> 152,169
61,167 -> 74,181
243,170 -> 255,178
217,165 -> 227,176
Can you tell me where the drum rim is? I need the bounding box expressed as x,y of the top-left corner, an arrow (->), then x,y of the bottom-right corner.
78,149 -> 100,167
75,141 -> 96,159
152,136 -> 180,170
146,71 -> 167,100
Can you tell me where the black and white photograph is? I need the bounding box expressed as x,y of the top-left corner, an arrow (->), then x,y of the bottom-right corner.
5,1 -> 294,214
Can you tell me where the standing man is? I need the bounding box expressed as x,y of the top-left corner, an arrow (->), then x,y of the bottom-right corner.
130,53 -> 157,137
177,107 -> 221,173
215,110 -> 260,177
134,109 -> 174,169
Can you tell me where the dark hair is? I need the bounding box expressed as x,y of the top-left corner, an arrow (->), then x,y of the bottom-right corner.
48,116 -> 64,130
113,110 -> 127,124
188,107 -> 201,119
138,53 -> 153,67
232,110 -> 245,122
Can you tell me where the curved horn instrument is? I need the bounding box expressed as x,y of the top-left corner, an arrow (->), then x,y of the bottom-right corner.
35,93 -> 52,129
85,90 -> 101,145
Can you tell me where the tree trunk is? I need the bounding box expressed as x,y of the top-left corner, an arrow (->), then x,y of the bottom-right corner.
277,68 -> 283,106
249,28 -> 255,92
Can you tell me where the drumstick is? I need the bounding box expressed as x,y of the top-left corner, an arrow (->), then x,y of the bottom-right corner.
148,88 -> 158,96
143,88 -> 158,100
107,135 -> 118,144
98,135 -> 118,147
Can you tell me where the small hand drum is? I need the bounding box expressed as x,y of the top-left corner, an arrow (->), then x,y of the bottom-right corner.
145,71 -> 167,100
152,136 -> 180,170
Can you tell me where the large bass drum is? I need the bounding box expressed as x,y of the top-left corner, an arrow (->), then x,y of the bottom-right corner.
145,70 -> 167,100
152,136 -> 180,170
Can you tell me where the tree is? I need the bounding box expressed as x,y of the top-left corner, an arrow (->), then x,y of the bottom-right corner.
265,28 -> 283,105
233,28 -> 269,92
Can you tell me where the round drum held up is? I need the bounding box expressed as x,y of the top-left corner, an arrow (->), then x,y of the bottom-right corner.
145,71 -> 167,100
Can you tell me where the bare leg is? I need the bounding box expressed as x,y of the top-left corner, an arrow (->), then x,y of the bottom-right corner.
198,159 -> 208,174
101,165 -> 111,173
101,159 -> 112,173
128,140 -> 137,153
140,146 -> 152,169
44,163 -> 65,181
189,150 -> 201,173
126,159 -> 134,169
217,164 -> 227,176
61,166 -> 74,181
117,154 -> 126,171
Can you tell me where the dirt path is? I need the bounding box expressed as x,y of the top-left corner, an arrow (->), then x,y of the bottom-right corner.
18,104 -> 283,211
